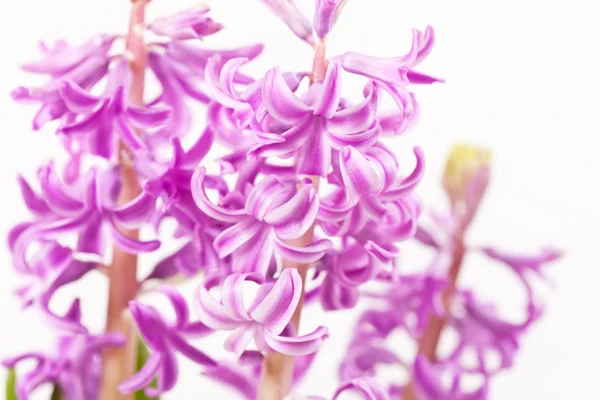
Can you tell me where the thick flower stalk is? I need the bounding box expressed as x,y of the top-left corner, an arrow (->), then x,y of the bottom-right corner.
3,1 -> 558,400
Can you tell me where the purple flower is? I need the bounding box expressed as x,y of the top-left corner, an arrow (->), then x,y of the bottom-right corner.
12,163 -> 160,272
192,167 -> 331,274
58,58 -> 172,158
367,274 -> 447,339
2,300 -> 124,400
337,26 -> 441,134
443,290 -> 542,376
11,241 -> 95,333
120,287 -> 215,396
195,269 -> 329,357
148,4 -> 223,40
146,42 -> 263,148
11,35 -> 115,130
138,133 -> 227,281
250,62 -> 381,177
317,238 -> 386,311
481,247 -> 561,298
258,0 -> 314,44
339,340 -> 400,382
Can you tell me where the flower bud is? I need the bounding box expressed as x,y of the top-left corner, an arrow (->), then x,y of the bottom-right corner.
442,144 -> 491,228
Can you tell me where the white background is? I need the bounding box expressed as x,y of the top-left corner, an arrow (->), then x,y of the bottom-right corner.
0,0 -> 599,399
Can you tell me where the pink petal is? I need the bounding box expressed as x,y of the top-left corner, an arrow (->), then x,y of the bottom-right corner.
333,378 -> 391,400
248,114 -> 314,159
248,269 -> 302,334
263,326 -> 329,355
146,349 -> 178,397
259,0 -> 314,44
339,146 -> 383,199
205,56 -> 249,109
60,103 -> 105,135
169,334 -> 216,366
224,325 -> 257,358
108,217 -> 161,254
314,0 -> 345,38
264,185 -> 319,240
244,175 -> 293,220
380,146 -> 425,200
214,219 -> 263,258
317,187 -> 355,222
296,119 -> 332,177
191,167 -> 247,223
262,67 -> 310,124
76,213 -> 104,255
194,281 -> 240,330
126,104 -> 172,129
313,62 -> 342,118
17,176 -> 51,217
222,273 -> 263,321
273,236 -> 332,264
118,352 -> 162,394
59,80 -> 101,113
326,122 -> 381,151
328,82 -> 378,134
111,191 -> 157,229
156,287 -> 189,330
114,117 -> 146,152
38,164 -> 84,215
231,228 -> 275,275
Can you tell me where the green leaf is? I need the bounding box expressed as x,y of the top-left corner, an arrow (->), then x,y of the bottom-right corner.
5,368 -> 17,400
50,385 -> 62,400
135,337 -> 159,400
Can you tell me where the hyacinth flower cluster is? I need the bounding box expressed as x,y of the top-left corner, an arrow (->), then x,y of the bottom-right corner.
2,1 -> 557,400
338,145 -> 561,400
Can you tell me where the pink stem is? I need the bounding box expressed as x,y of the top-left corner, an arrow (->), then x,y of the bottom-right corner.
99,1 -> 148,399
402,235 -> 466,400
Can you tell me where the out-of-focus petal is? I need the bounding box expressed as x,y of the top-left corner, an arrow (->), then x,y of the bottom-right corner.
111,191 -> 156,229
108,217 -> 160,254
17,176 -> 51,217
259,0 -> 314,44
59,80 -> 101,114
314,0 -> 345,38
118,352 -> 162,394
168,334 -> 216,366
126,104 -> 172,129
148,4 -> 223,40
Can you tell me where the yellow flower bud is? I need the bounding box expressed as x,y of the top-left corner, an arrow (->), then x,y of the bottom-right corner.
442,144 -> 491,224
